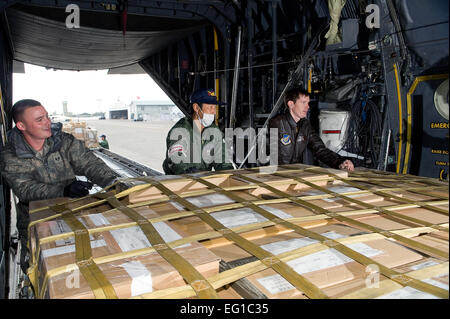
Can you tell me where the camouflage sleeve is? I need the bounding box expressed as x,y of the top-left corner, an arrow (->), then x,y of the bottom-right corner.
0,154 -> 65,203
65,134 -> 118,187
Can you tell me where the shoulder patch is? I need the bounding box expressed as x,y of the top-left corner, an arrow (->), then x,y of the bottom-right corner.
168,143 -> 185,157
280,134 -> 291,145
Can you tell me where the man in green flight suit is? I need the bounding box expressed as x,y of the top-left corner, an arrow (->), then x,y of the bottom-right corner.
163,89 -> 234,174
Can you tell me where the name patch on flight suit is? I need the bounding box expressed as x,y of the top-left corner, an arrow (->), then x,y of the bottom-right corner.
281,134 -> 291,145
168,143 -> 186,157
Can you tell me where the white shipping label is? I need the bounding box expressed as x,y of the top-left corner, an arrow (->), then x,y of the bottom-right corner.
322,232 -> 384,258
409,260 -> 440,271
321,231 -> 346,240
345,242 -> 383,258
287,249 -> 353,274
287,242 -> 384,274
328,186 -> 362,195
211,208 -> 267,228
260,238 -> 319,256
301,186 -> 362,202
120,261 -> 153,297
109,227 -> 151,252
300,190 -> 340,202
259,205 -> 293,219
42,239 -> 106,258
376,286 -> 440,299
186,193 -> 235,208
109,223 -> 190,252
260,231 -> 345,256
257,274 -> 295,295
153,221 -> 190,249
74,128 -> 83,134
88,213 -> 111,227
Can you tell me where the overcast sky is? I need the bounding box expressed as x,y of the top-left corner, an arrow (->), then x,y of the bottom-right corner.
13,63 -> 172,114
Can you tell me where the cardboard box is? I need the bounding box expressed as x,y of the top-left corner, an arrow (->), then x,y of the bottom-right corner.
62,122 -> 73,134
220,223 -> 423,298
72,127 -> 85,141
26,165 -> 448,299
84,128 -> 99,148
43,244 -> 220,299
129,175 -> 248,204
128,167 -> 347,205
167,193 -> 329,239
410,234 -> 449,254
62,121 -> 99,147
29,199 -> 220,299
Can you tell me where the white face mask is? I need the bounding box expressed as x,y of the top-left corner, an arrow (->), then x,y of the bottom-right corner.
198,108 -> 215,127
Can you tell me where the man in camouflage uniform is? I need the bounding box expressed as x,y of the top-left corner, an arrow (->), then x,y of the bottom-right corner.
0,99 -> 118,272
163,89 -> 234,174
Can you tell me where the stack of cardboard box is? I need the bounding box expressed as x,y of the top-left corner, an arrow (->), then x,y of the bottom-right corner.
28,198 -> 221,299
61,121 -> 99,149
26,164 -> 449,299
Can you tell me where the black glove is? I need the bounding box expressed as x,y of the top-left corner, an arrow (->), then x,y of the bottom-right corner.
63,180 -> 93,198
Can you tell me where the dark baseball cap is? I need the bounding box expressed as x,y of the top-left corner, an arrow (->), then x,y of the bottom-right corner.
190,89 -> 225,105
100,134 -> 106,138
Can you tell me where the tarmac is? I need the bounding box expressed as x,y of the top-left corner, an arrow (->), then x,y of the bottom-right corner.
85,119 -> 178,173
